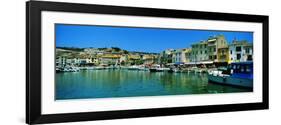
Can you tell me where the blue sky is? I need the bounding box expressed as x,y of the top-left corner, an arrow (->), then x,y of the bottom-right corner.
56,24 -> 253,53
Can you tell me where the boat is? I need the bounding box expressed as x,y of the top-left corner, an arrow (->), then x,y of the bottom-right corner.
57,65 -> 80,72
93,66 -> 105,70
149,64 -> 170,72
127,65 -> 141,70
168,68 -> 181,73
208,61 -> 253,88
138,66 -> 149,71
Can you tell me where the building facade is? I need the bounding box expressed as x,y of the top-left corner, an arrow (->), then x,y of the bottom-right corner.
190,41 -> 208,62
217,47 -> 230,63
229,40 -> 253,63
172,48 -> 191,64
190,35 -> 228,63
207,35 -> 228,62
99,54 -> 121,65
159,49 -> 175,64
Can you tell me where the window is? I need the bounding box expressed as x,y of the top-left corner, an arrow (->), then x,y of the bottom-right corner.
237,65 -> 240,69
236,46 -> 241,51
247,55 -> 253,61
213,48 -> 216,52
237,54 -> 241,60
246,65 -> 251,73
240,66 -> 245,72
214,55 -> 217,59
230,50 -> 232,54
246,48 -> 250,53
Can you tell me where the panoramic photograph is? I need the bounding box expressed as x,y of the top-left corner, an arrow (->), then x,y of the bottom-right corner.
55,24 -> 254,100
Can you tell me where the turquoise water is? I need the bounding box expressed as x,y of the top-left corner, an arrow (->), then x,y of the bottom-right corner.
55,70 -> 251,100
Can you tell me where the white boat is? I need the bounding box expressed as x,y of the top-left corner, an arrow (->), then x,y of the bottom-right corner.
93,66 -> 105,70
208,62 -> 253,88
173,68 -> 181,73
149,65 -> 170,72
127,65 -> 141,70
138,66 -> 149,71
61,66 -> 80,72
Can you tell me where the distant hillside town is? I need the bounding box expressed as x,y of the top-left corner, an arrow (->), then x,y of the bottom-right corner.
56,34 -> 253,71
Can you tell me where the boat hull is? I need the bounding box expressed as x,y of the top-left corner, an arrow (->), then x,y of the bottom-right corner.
208,74 -> 253,89
149,68 -> 160,72
149,68 -> 169,72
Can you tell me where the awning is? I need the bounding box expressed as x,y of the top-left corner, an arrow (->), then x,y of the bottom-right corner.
200,61 -> 213,64
175,62 -> 184,65
184,62 -> 196,65
184,61 -> 213,65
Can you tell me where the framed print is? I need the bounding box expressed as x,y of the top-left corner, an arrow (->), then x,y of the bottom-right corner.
26,1 -> 269,124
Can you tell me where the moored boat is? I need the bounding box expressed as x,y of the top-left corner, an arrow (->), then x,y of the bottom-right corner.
208,62 -> 253,88
127,65 -> 141,70
149,64 -> 170,72
57,65 -> 80,72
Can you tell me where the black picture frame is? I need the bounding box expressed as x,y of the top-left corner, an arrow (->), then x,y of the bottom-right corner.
26,1 -> 269,124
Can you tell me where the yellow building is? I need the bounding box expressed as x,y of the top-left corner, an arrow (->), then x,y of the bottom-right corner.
128,54 -> 141,60
217,47 -> 230,63
99,54 -> 121,65
142,55 -> 155,65
183,48 -> 192,63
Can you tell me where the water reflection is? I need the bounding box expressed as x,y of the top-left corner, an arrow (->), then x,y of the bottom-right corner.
55,70 -> 251,100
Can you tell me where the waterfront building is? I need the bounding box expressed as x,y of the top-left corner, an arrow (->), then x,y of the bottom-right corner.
217,47 -> 230,63
189,35 -> 227,65
90,57 -> 100,65
159,49 -> 175,64
184,48 -> 191,63
66,58 -> 80,66
244,45 -> 253,61
75,53 -> 95,66
78,58 -> 92,65
56,56 -> 89,67
207,35 -> 228,62
190,41 -> 208,63
56,56 -> 66,67
84,48 -> 104,55
172,48 -> 191,64
119,55 -> 128,65
142,54 -> 156,65
99,54 -> 121,65
127,54 -> 141,65
229,40 -> 253,63
128,54 -> 141,60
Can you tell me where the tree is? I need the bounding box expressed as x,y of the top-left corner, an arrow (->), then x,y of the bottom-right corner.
111,47 -> 121,52
123,50 -> 129,54
98,47 -> 107,50
135,59 -> 144,65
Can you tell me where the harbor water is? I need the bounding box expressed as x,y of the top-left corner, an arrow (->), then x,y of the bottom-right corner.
55,70 -> 251,100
